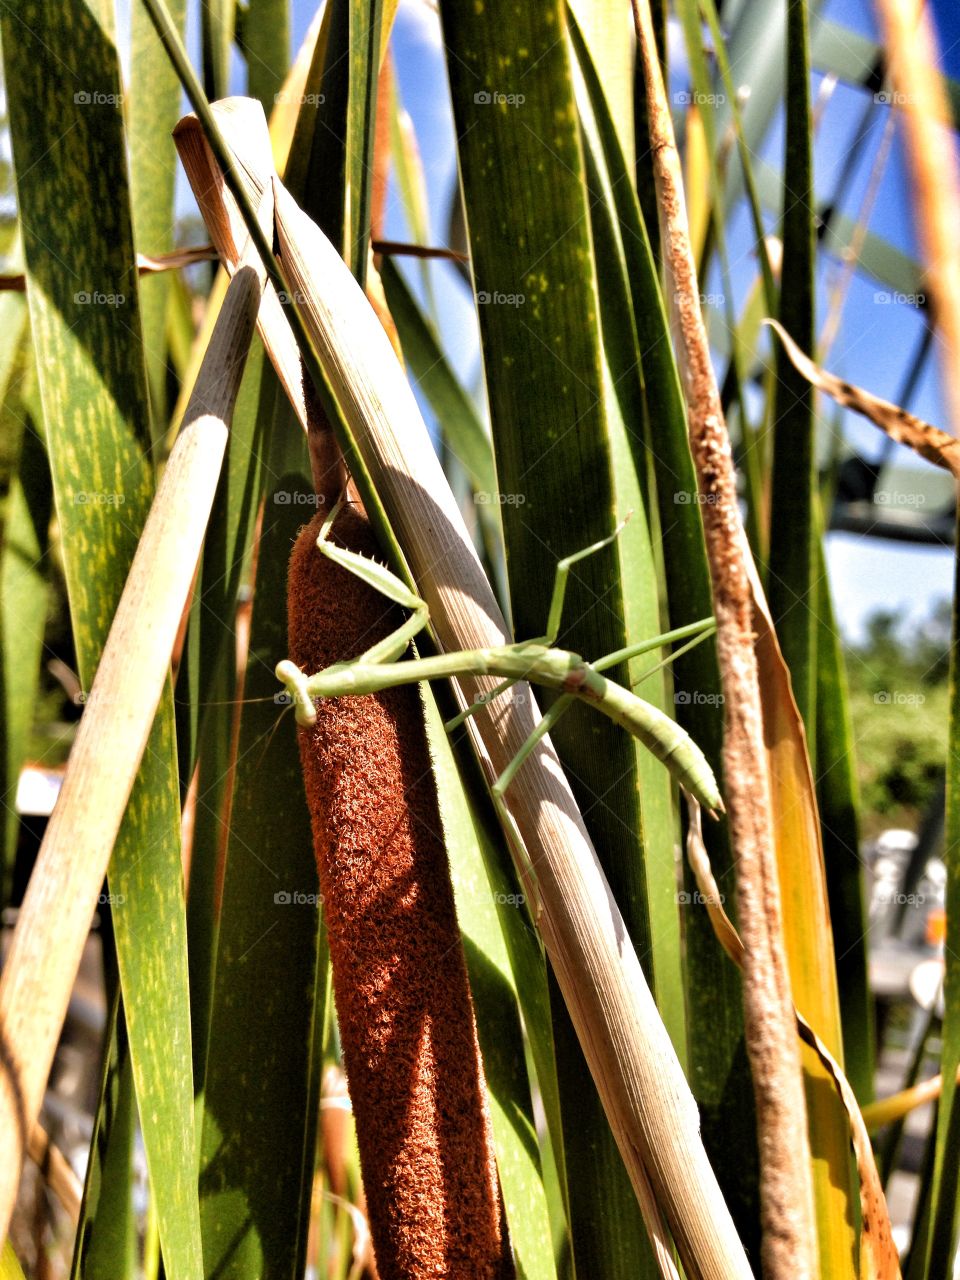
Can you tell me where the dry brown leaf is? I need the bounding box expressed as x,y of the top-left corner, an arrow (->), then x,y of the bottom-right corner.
0,244 -> 217,291
767,318 -> 960,480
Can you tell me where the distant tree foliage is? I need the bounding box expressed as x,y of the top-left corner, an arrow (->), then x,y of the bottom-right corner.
845,600 -> 950,830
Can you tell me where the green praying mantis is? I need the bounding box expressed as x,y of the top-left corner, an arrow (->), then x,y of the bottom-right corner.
276,501 -> 725,843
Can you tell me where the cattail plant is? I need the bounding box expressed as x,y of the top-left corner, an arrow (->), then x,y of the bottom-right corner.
287,499 -> 510,1277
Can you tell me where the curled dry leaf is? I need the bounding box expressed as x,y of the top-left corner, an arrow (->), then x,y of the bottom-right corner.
766,319 -> 960,480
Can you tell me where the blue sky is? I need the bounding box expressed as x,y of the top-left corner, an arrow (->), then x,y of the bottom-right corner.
169,0 -> 960,642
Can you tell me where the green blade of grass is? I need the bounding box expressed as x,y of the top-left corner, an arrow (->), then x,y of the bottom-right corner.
439,3 -> 683,1271
71,998 -> 137,1280
567,0 -> 633,158
0,5 -> 202,1272
242,0 -> 290,110
767,0 -> 818,740
198,470 -> 327,1280
201,0 -> 235,102
129,0 -> 187,433
297,0 -> 384,284
764,7 -> 857,1269
814,542 -> 874,1105
378,257 -> 503,566
0,343 -> 50,896
181,339 -> 279,1092
924,519 -> 960,1272
573,38 -> 685,1062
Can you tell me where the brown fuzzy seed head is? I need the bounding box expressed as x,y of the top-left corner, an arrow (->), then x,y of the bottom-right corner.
287,507 -> 512,1279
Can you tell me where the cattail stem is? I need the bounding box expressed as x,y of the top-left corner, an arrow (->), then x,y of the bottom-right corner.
631,2 -> 819,1276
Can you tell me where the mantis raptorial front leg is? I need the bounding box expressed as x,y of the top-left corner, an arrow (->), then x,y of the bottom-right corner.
276,517 -> 726,908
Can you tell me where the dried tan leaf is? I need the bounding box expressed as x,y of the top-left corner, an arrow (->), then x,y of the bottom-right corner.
0,244 -> 217,291
767,318 -> 960,480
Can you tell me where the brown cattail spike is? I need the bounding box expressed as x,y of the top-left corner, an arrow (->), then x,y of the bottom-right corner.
288,506 -> 512,1279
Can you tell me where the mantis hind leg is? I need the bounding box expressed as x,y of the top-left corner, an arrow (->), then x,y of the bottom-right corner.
490,693 -> 576,920
445,677 -> 520,732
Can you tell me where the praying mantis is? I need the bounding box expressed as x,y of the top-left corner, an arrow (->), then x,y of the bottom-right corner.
276,501 -> 725,855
